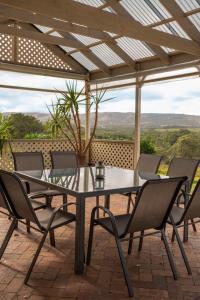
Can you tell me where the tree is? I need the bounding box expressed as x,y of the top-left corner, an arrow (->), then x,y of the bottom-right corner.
9,113 -> 44,139
166,129 -> 191,146
167,133 -> 200,159
140,138 -> 156,154
0,113 -> 11,156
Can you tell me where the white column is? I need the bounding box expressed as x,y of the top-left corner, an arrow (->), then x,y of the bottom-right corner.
85,80 -> 91,163
133,78 -> 142,168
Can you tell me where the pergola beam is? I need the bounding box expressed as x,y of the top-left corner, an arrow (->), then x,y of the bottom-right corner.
0,4 -> 109,41
134,76 -> 141,168
1,0 -> 199,56
0,24 -> 84,49
90,53 -> 198,82
0,61 -> 87,80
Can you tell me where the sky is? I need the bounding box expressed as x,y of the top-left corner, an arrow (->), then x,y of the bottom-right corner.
0,69 -> 200,115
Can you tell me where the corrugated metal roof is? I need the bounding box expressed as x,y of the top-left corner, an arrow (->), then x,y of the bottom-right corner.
90,43 -> 124,66
10,0 -> 200,76
188,12 -> 200,31
120,0 -> 170,26
74,0 -> 104,8
34,24 -> 52,33
71,33 -> 100,46
116,37 -> 155,60
154,21 -> 191,40
175,0 -> 200,13
71,51 -> 99,70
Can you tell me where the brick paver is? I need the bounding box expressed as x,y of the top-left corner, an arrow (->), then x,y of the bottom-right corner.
0,195 -> 200,299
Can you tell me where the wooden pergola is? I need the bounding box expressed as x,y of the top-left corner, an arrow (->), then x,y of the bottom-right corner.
0,0 -> 200,166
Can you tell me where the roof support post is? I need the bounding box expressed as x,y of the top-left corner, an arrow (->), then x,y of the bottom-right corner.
133,76 -> 142,169
85,79 -> 91,164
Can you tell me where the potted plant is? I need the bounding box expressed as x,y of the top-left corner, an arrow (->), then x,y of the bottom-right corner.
0,113 -> 12,158
48,81 -> 111,165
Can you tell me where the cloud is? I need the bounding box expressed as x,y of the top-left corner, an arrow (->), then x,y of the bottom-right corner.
1,70 -> 200,116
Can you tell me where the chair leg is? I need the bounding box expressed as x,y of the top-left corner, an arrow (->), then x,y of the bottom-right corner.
127,193 -> 132,213
46,196 -> 52,207
172,223 -> 192,275
0,218 -> 17,259
161,229 -> 178,280
96,196 -> 100,218
138,230 -> 144,252
62,194 -> 68,212
86,216 -> 95,265
114,235 -> 134,297
49,230 -> 56,247
183,220 -> 189,242
24,230 -> 48,284
171,229 -> 176,242
191,219 -> 197,232
128,233 -> 133,255
26,219 -> 31,233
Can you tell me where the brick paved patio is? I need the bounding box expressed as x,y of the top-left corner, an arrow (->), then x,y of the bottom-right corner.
0,195 -> 200,300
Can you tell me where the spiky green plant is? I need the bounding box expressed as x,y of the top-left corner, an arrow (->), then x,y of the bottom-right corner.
48,81 -> 112,162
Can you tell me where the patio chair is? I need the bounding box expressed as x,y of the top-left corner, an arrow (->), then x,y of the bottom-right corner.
50,151 -> 101,217
167,157 -> 199,196
168,179 -> 200,242
0,172 -> 46,233
167,157 -> 199,237
0,170 -> 76,284
50,150 -> 79,169
125,154 -> 163,213
12,152 -> 68,211
50,151 -> 78,210
86,176 -> 190,297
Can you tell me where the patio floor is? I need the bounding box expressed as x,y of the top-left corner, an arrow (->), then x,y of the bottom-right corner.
0,195 -> 200,300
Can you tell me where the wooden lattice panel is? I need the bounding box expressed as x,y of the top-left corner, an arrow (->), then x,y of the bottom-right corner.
0,139 -> 73,171
0,33 -> 13,61
90,140 -> 134,169
0,139 -> 134,171
17,37 -> 71,70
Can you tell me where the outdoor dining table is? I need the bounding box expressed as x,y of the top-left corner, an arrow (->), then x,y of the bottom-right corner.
15,166 -> 167,275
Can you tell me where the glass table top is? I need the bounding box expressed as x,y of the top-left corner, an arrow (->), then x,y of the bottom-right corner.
16,166 -> 168,196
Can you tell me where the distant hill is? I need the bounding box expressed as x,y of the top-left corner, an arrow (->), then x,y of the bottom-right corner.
4,112 -> 200,129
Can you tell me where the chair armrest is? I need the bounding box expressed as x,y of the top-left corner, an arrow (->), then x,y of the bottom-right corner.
92,205 -> 115,219
91,205 -> 120,237
21,180 -> 30,194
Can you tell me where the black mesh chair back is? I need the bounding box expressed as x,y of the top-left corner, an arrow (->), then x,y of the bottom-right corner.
0,170 -> 39,225
136,154 -> 162,174
0,181 -> 13,213
126,177 -> 186,234
182,180 -> 200,221
12,152 -> 47,192
0,189 -> 7,210
167,157 -> 199,190
50,151 -> 78,169
12,152 -> 44,171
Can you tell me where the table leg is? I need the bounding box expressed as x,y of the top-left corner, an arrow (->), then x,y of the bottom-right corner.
183,182 -> 190,243
75,195 -> 85,274
104,194 -> 110,216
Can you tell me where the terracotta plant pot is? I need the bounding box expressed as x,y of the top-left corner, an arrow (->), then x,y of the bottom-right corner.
78,153 -> 87,166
